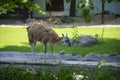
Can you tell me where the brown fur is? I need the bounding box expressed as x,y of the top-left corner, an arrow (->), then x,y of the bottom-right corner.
27,24 -> 62,53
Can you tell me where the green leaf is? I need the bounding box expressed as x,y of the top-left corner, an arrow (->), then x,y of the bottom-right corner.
38,10 -> 46,15
85,0 -> 89,7
90,5 -> 94,11
46,0 -> 52,7
21,0 -> 28,3
82,9 -> 91,23
107,0 -> 113,3
66,0 -> 71,3
0,7 -> 7,14
78,0 -> 85,9
82,9 -> 89,17
101,0 -> 105,4
78,3 -> 85,9
46,0 -> 51,4
85,15 -> 91,23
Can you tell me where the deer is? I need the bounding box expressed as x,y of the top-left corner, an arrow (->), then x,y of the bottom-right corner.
27,24 -> 71,61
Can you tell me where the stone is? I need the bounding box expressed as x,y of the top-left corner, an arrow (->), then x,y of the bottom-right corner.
59,50 -> 66,55
73,35 -> 99,46
83,53 -> 102,61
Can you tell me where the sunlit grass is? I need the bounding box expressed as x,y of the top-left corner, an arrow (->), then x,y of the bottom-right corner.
0,27 -> 120,55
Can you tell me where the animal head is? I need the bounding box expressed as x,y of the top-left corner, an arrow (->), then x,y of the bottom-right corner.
61,33 -> 71,47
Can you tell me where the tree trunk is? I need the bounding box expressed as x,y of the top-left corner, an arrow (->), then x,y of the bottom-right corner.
101,3 -> 105,24
69,0 -> 76,17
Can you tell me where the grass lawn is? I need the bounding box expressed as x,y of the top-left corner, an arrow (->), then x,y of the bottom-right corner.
0,27 -> 120,55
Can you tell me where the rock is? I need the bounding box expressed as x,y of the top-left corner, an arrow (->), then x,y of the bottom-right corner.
73,35 -> 99,46
59,50 -> 66,55
65,54 -> 83,61
110,55 -> 120,62
83,53 -> 102,61
83,53 -> 120,62
0,52 -> 119,63
72,53 -> 77,56
110,52 -> 118,57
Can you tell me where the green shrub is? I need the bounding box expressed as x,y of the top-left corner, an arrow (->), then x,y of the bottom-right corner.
0,61 -> 119,80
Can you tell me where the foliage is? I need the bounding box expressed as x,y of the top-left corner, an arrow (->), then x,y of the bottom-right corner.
0,61 -> 119,80
0,0 -> 18,14
95,28 -> 105,44
82,60 -> 119,80
66,0 -> 95,23
72,27 -> 81,41
66,0 -> 71,3
66,0 -> 120,23
0,0 -> 46,15
78,0 -> 95,23
46,0 -> 52,6
0,64 -> 76,80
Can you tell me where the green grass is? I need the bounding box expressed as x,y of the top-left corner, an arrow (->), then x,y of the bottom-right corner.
0,27 -> 120,55
0,61 -> 119,80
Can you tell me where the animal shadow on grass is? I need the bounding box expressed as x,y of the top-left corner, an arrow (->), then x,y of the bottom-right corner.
0,38 -> 120,54
0,45 -> 31,52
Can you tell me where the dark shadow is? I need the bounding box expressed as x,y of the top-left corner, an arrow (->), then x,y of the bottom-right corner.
0,15 -> 120,28
0,19 -> 26,26
0,45 -> 31,52
0,38 -> 120,55
20,42 -> 29,45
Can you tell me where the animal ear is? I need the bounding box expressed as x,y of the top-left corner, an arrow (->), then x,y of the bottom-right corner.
62,33 -> 64,37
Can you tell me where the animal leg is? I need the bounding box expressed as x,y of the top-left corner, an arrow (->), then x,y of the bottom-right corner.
31,42 -> 36,61
50,44 -> 54,59
43,43 -> 47,62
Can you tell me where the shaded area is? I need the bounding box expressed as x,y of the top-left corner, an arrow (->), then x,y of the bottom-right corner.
0,45 -> 31,52
0,14 -> 120,28
0,19 -> 26,26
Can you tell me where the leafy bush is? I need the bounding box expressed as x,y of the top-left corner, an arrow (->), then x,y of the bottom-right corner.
0,61 -> 119,80
82,60 -> 119,80
72,27 -> 81,41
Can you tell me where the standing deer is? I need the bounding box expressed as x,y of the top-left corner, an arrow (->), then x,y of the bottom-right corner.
27,24 -> 71,61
